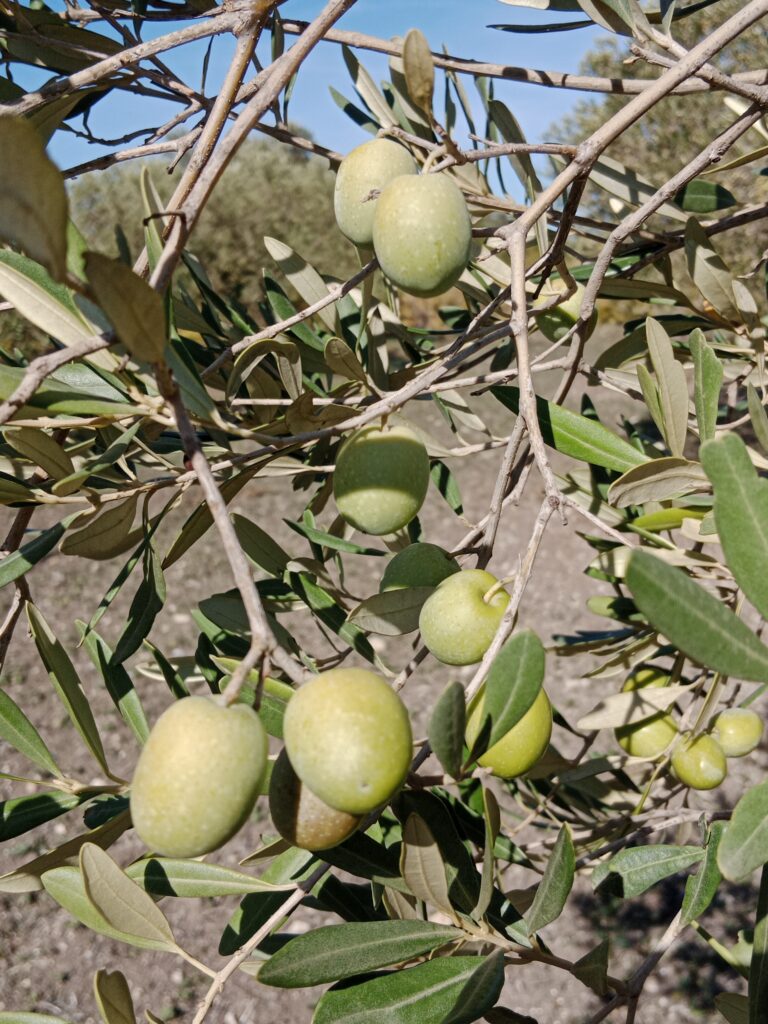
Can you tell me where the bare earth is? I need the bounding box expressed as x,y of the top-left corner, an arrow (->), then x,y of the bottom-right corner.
0,334 -> 759,1024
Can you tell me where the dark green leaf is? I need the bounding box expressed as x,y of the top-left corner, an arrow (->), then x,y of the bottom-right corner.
681,822 -> 725,926
718,781 -> 768,882
572,940 -> 610,996
27,603 -> 109,772
429,682 -> 466,780
701,433 -> 768,621
525,825 -> 575,934
674,179 -> 736,214
689,329 -> 723,443
125,858 -> 293,898
592,844 -> 704,898
85,253 -> 165,362
111,542 -> 166,665
1,790 -> 84,841
400,814 -> 452,913
313,955 -> 503,1024
78,624 -> 149,744
259,920 -> 462,988
0,514 -> 78,587
625,550 -> 768,683
0,687 -> 61,776
93,968 -> 135,1024
492,387 -> 648,473
285,518 -> 384,557
476,630 -> 545,751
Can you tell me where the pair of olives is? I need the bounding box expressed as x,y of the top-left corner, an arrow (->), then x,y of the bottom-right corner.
334,138 -> 472,299
614,666 -> 764,791
130,669 -> 413,857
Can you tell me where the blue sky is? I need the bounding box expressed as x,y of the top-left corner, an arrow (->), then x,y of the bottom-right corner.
35,0 -> 604,172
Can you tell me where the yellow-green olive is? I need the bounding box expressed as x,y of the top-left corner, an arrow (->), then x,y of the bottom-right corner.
269,749 -> 361,851
465,689 -> 552,779
711,708 -> 764,758
419,569 -> 509,666
334,138 -> 417,246
671,734 -> 727,791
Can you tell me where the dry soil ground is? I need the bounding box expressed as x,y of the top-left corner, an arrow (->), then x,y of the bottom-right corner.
0,336 -> 761,1024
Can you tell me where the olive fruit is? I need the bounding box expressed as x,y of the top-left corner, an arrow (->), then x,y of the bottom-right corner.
130,696 -> 268,857
711,708 -> 764,757
380,542 -> 459,592
614,665 -> 677,758
616,714 -> 678,758
282,668 -> 413,815
333,138 -> 417,247
419,569 -> 509,666
333,424 -> 430,536
269,749 -> 360,851
372,173 -> 472,298
465,689 -> 552,779
534,281 -> 598,344
671,734 -> 727,791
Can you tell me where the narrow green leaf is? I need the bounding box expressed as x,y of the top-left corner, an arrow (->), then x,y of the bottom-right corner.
474,785 -> 501,921
93,969 -> 135,1024
685,218 -> 739,322
313,954 -> 502,1024
681,822 -> 725,926
400,813 -> 452,913
718,781 -> 768,882
750,865 -> 768,1024
1,790 -> 84,841
60,496 -> 140,561
0,250 -> 95,349
715,993 -> 749,1024
289,571 -> 377,665
286,518 -> 384,557
5,427 -> 74,479
689,329 -> 723,443
492,386 -> 648,474
674,179 -> 736,214
608,457 -> 708,507
701,433 -> 768,621
592,844 -> 704,898
479,629 -> 545,750
111,542 -> 166,665
646,317 -> 689,457
79,844 -> 177,952
0,688 -> 61,776
125,858 -> 294,898
428,682 -> 466,780
0,1016 -> 73,1024
0,117 -> 68,279
0,810 -> 129,893
232,513 -> 291,576
402,28 -> 434,113
264,236 -> 336,332
259,920 -> 462,988
27,603 -> 109,772
79,624 -> 149,745
625,550 -> 768,683
525,825 -> 575,934
442,950 -> 505,1024
747,384 -> 768,455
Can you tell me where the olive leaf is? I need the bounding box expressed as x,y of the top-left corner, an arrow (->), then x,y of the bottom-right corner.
85,252 -> 166,363
0,117 -> 68,279
93,970 -> 135,1024
402,28 -> 434,114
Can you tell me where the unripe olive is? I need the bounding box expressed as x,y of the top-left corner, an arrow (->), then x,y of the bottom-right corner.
419,569 -> 509,666
671,734 -> 727,791
711,708 -> 764,758
269,749 -> 360,851
282,668 -> 413,815
380,542 -> 459,592
616,714 -> 678,758
334,139 -> 417,246
534,281 -> 598,344
466,688 -> 552,779
130,696 -> 267,857
333,424 -> 430,536
614,666 -> 677,758
372,173 -> 472,298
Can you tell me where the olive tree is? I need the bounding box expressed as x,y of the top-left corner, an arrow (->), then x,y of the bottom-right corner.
1,2 -> 768,1023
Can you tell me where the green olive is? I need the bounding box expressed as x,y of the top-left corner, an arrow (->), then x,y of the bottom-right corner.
614,666 -> 677,757
130,696 -> 267,857
334,138 -> 417,246
534,281 -> 598,343
379,542 -> 459,592
616,714 -> 678,758
372,173 -> 472,298
711,708 -> 764,757
466,689 -> 552,779
333,424 -> 430,536
282,668 -> 413,815
419,569 -> 509,666
269,749 -> 361,851
671,734 -> 727,791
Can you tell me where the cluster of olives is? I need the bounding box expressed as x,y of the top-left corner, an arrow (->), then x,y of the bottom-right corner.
334,138 -> 472,298
130,669 -> 413,857
614,666 -> 764,791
